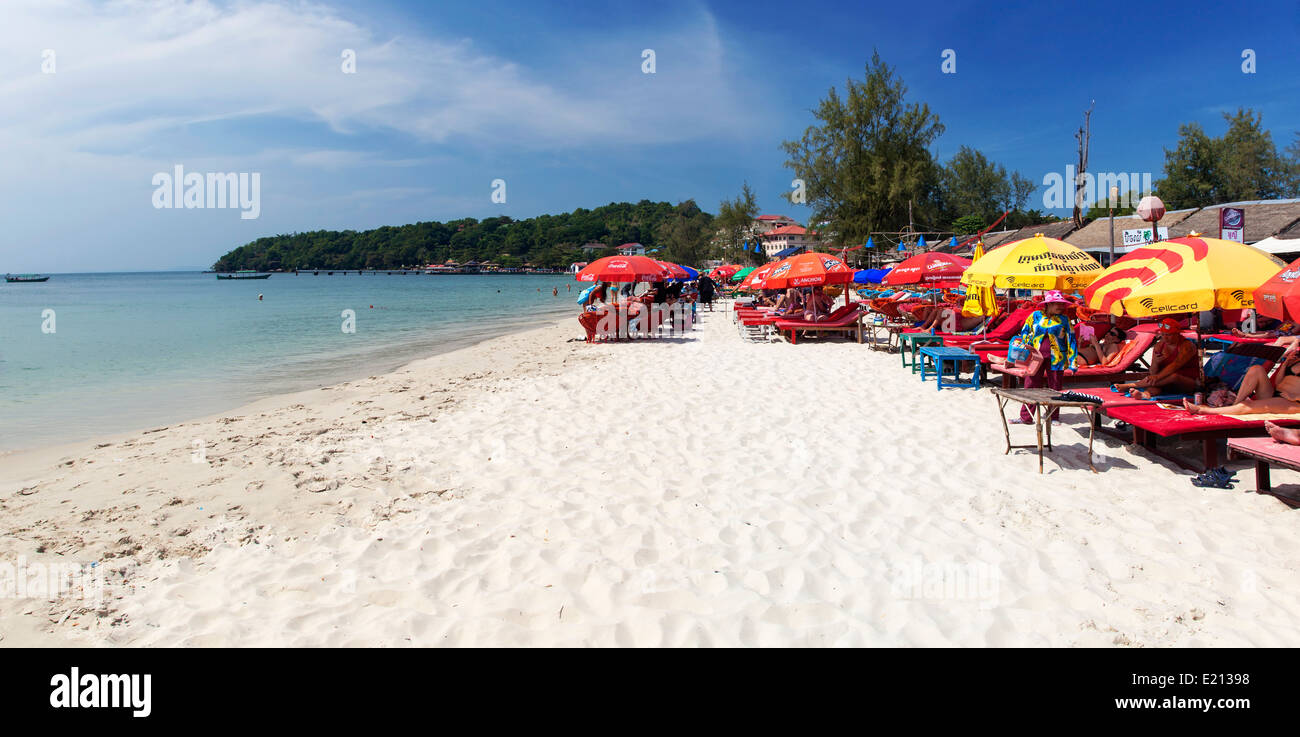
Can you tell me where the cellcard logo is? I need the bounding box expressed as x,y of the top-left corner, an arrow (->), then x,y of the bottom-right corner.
152,165 -> 261,219
50,668 -> 151,718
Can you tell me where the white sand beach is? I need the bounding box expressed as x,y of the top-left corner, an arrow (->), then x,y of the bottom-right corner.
4,304 -> 1300,647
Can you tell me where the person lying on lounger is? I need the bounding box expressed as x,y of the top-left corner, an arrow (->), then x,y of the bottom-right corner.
1265,420 -> 1300,445
772,288 -> 803,315
914,305 -> 984,333
1075,325 -> 1126,366
1229,319 -> 1296,339
1113,318 -> 1198,399
1184,348 -> 1300,416
802,287 -> 834,321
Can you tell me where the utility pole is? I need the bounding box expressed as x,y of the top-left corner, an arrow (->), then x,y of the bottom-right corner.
1074,101 -> 1095,230
1108,185 -> 1117,264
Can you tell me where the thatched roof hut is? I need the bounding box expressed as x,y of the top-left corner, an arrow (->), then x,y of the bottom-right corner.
1168,199 -> 1300,242
1064,209 -> 1196,250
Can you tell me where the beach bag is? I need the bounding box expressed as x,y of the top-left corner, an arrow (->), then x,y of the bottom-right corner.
1203,351 -> 1264,392
1005,337 -> 1030,366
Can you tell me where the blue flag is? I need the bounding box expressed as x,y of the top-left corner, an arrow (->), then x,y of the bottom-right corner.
917,235 -> 928,250
865,236 -> 875,250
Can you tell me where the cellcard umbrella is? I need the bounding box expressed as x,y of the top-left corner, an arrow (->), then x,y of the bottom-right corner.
960,243 -> 999,319
1084,234 -> 1283,316
882,252 -> 971,288
962,234 -> 1103,291
575,255 -> 671,283
1254,257 -> 1300,322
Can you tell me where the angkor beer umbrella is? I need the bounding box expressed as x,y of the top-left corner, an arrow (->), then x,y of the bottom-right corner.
575,255 -> 671,283
1250,257 -> 1300,322
962,234 -> 1103,292
759,252 -> 855,290
1083,235 -> 1283,316
882,252 -> 971,289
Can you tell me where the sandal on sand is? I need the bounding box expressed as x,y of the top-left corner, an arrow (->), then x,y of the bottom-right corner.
1008,417 -> 1034,425
1191,474 -> 1235,489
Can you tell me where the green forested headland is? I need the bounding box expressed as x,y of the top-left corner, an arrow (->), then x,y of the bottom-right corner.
211,200 -> 715,271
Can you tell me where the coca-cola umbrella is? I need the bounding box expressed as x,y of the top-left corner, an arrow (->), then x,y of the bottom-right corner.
575,255 -> 671,283
654,260 -> 690,281
882,252 -> 971,289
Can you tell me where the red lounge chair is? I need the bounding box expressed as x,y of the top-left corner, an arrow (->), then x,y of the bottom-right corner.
990,332 -> 1156,388
774,304 -> 865,344
909,307 -> 1036,348
1100,402 -> 1300,471
1226,437 -> 1300,507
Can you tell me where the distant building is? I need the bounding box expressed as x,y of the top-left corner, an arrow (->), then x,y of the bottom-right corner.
759,225 -> 823,258
581,242 -> 606,253
569,262 -> 589,274
616,243 -> 646,256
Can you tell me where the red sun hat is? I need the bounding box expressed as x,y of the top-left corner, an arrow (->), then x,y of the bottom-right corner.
1158,317 -> 1183,334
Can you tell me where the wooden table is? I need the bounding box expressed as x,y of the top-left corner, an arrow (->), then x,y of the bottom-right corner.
990,388 -> 1098,474
1225,437 -> 1300,508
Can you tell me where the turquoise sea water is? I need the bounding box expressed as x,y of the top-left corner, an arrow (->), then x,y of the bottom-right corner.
0,272 -> 575,451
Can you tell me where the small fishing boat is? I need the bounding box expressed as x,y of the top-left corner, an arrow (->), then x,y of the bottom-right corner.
216,271 -> 272,280
5,274 -> 50,282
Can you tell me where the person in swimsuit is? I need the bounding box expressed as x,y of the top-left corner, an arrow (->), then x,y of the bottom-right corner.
1184,346 -> 1300,416
1113,318 -> 1198,399
1076,325 -> 1126,366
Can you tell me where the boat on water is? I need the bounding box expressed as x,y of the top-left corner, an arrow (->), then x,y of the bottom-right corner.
5,274 -> 50,283
216,271 -> 272,280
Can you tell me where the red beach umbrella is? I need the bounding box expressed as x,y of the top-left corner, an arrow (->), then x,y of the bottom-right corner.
758,252 -> 855,290
882,252 -> 971,288
655,260 -> 690,280
737,262 -> 779,290
575,255 -> 671,283
709,264 -> 741,279
1253,257 -> 1300,322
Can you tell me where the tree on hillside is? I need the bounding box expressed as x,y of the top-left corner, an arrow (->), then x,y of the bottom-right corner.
781,51 -> 944,248
715,183 -> 759,263
654,200 -> 715,267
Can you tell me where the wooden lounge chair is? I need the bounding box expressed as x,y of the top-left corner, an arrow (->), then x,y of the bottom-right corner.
1225,437 -> 1300,507
1100,401 -> 1300,471
773,303 -> 865,344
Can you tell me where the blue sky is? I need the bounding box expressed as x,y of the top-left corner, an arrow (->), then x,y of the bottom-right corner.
1,0 -> 1297,271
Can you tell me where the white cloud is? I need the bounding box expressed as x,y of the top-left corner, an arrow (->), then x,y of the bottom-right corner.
0,0 -> 750,151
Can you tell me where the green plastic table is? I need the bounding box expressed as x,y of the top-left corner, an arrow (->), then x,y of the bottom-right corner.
900,333 -> 944,372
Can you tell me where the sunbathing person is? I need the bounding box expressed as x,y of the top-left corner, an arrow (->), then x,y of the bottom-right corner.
914,305 -> 984,333
803,287 -> 834,321
1113,318 -> 1199,399
1076,325 -> 1126,366
1265,420 -> 1300,445
1184,351 -> 1300,416
773,288 -> 803,315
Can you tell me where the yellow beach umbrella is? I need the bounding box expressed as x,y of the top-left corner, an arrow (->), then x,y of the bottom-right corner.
962,233 -> 1103,291
1084,234 -> 1283,317
961,242 -> 999,317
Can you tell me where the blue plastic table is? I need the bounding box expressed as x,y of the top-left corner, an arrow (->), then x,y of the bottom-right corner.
919,346 -> 981,390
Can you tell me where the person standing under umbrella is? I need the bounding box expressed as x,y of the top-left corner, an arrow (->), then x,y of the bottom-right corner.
698,274 -> 716,310
1010,291 -> 1078,424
